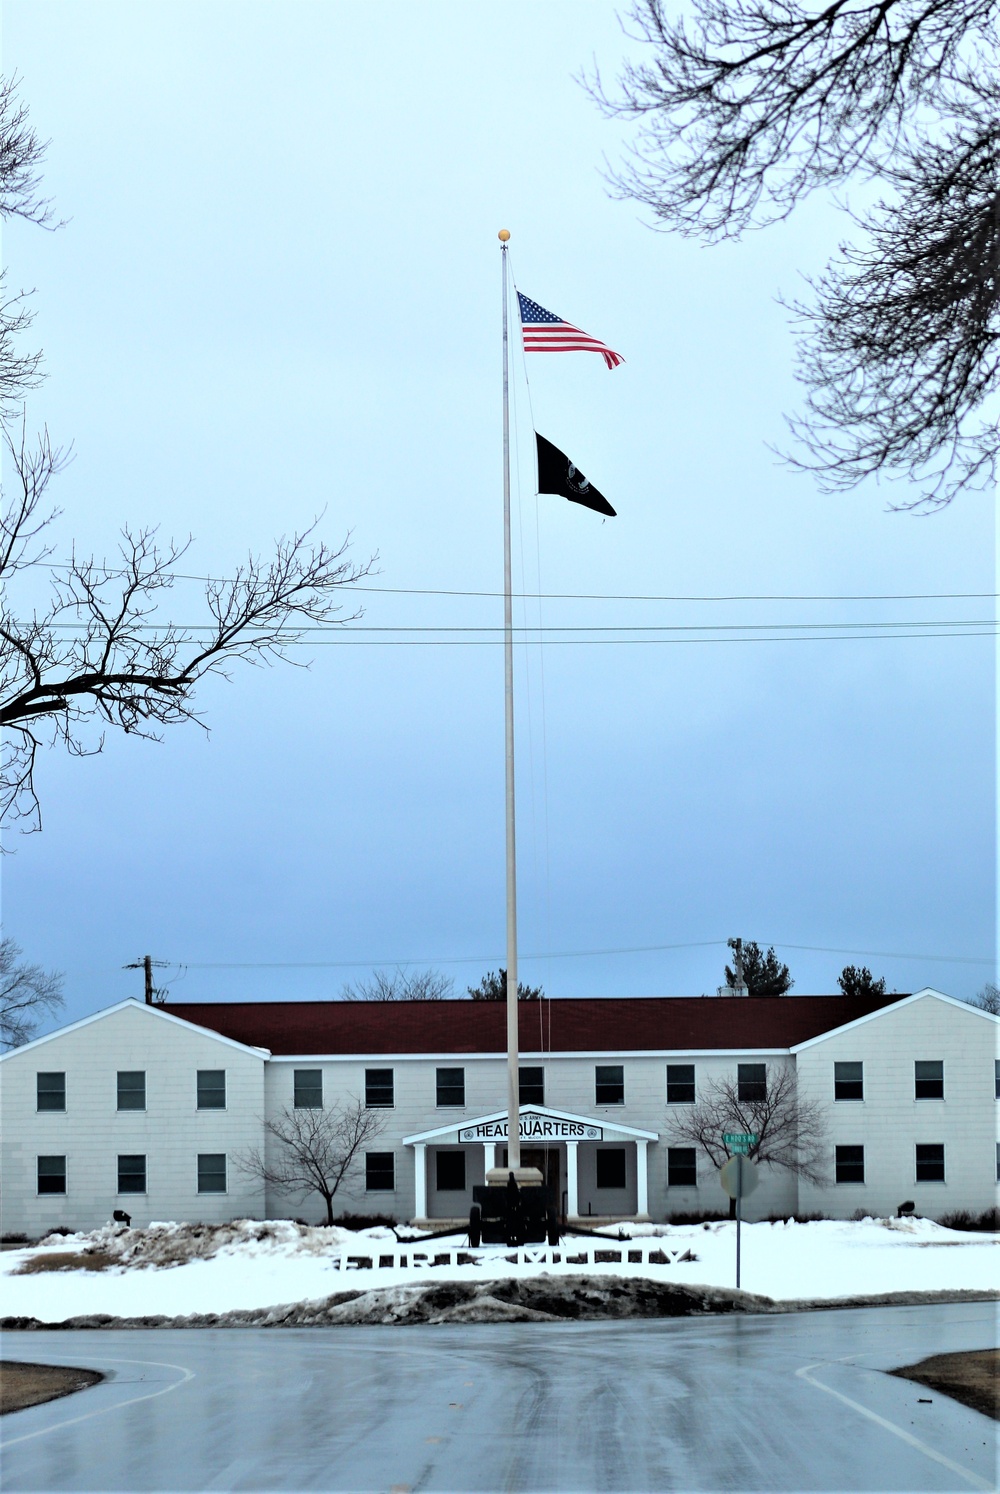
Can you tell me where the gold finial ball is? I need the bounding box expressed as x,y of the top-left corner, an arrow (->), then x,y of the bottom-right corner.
498,229 -> 511,242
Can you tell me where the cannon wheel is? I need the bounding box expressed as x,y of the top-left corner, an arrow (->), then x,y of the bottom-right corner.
546,1208 -> 559,1247
469,1204 -> 482,1248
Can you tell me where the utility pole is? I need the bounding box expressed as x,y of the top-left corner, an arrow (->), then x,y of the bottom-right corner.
124,955 -> 168,1004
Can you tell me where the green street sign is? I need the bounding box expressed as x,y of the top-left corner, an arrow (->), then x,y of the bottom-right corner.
723,1132 -> 758,1153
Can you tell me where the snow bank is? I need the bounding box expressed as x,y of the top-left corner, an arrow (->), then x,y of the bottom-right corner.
1,1217 -> 995,1325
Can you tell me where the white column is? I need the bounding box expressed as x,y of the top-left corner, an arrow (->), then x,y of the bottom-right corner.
636,1139 -> 649,1218
484,1142 -> 496,1175
414,1144 -> 427,1220
566,1141 -> 579,1218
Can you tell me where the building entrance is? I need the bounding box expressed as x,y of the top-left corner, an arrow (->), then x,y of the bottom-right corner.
501,1146 -> 561,1208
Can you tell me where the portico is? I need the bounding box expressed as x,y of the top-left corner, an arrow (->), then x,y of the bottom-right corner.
403,1105 -> 658,1224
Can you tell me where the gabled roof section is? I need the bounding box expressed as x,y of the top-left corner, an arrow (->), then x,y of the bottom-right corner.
0,998 -> 271,1061
789,988 -> 994,1052
158,992 -> 902,1055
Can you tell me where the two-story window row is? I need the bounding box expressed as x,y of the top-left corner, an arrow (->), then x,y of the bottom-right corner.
833,1058 -> 990,1103
35,1152 -> 230,1196
35,1069 -> 229,1112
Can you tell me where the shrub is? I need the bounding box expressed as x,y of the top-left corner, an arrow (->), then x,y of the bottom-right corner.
764,1212 -> 827,1224
940,1207 -> 1000,1232
0,1233 -> 28,1244
329,1212 -> 398,1231
666,1210 -> 728,1226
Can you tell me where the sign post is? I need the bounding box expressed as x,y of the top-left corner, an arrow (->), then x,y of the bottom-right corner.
719,1137 -> 759,1290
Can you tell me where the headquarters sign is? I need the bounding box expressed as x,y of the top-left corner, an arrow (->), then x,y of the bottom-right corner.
459,1112 -> 603,1142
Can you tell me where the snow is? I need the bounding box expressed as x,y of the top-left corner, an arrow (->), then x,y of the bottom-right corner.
1,1217 -> 995,1323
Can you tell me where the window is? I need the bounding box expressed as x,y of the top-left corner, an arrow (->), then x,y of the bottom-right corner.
835,1146 -> 865,1184
914,1061 -> 944,1100
667,1147 -> 697,1187
117,1154 -> 147,1193
293,1069 -> 323,1109
666,1065 -> 695,1105
596,1148 -> 627,1189
737,1064 -> 766,1103
365,1068 -> 394,1108
595,1065 -> 624,1105
834,1062 -> 864,1102
366,1152 -> 395,1192
117,1070 -> 146,1111
519,1067 -> 544,1105
37,1155 -> 66,1194
36,1072 -> 66,1112
436,1068 -> 465,1107
436,1150 -> 466,1191
197,1154 -> 227,1193
915,1144 -> 945,1182
197,1070 -> 226,1110
995,1060 -> 999,1100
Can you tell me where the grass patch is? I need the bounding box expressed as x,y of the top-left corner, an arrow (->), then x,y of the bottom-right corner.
1,1361 -> 104,1414
14,1250 -> 117,1274
890,1347 -> 998,1420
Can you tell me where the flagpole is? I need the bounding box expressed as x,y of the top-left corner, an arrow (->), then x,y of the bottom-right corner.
499,228 -> 521,1173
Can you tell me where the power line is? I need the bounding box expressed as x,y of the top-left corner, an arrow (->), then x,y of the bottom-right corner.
167,939 -> 991,971
23,561 -> 996,603
46,618 -> 998,634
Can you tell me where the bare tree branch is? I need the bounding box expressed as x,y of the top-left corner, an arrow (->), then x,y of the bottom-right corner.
590,2 -> 1000,506
781,84 -> 1000,508
0,428 -> 374,829
588,0 -> 996,236
235,1102 -> 385,1225
0,936 -> 64,1048
341,968 -> 455,1001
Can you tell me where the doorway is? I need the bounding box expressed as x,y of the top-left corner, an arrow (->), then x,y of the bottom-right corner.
501,1147 -> 560,1198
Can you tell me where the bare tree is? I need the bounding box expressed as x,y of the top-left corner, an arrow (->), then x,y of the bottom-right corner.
235,1101 -> 386,1226
967,982 -> 1000,1015
588,1 -> 1000,507
668,1066 -> 826,1214
0,937 -> 63,1048
341,968 -> 455,1002
0,75 -> 60,419
0,424 -> 373,828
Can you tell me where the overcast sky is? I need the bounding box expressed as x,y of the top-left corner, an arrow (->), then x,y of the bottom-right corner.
3,0 -> 994,1033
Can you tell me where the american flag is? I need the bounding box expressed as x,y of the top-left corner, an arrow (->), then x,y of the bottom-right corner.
517,291 -> 624,370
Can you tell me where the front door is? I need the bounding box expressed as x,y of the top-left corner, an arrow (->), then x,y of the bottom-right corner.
501,1147 -> 560,1201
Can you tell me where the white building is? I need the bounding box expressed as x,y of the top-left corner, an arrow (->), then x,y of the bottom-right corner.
2,988 -> 996,1237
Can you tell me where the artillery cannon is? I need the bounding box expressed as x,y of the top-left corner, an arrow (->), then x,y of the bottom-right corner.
469,1168 -> 560,1248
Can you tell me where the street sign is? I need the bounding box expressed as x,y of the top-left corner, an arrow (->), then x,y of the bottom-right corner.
722,1132 -> 758,1154
719,1154 -> 759,1200
719,1154 -> 759,1292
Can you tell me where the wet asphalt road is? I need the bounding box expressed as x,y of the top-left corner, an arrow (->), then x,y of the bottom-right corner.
1,1302 -> 996,1492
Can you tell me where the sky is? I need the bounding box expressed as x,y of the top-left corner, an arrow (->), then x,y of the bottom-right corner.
2,0 -> 994,1033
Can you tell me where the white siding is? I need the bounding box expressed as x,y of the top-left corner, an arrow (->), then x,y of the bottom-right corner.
795,995 -> 1000,1219
1,1003 -> 266,1235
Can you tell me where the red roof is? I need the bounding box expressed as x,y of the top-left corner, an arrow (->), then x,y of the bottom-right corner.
159,993 -> 902,1055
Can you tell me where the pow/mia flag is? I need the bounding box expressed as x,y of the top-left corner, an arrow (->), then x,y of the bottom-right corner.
535,432 -> 616,518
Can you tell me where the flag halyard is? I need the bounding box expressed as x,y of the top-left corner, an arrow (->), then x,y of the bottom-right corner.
517,291 -> 624,370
